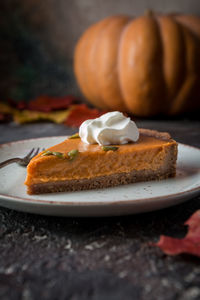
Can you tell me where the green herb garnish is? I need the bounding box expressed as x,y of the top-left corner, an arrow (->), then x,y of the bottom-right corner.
68,133 -> 80,139
67,149 -> 79,160
41,150 -> 53,156
52,152 -> 64,158
41,150 -> 63,158
102,146 -> 119,152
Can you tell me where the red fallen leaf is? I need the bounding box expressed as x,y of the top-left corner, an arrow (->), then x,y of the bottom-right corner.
28,95 -> 77,112
3,99 -> 28,110
64,104 -> 106,127
17,101 -> 28,110
152,210 -> 200,257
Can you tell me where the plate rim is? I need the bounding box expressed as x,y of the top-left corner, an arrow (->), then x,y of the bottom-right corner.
0,184 -> 200,207
0,137 -> 200,207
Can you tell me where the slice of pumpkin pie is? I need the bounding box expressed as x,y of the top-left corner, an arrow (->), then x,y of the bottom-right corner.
25,112 -> 177,194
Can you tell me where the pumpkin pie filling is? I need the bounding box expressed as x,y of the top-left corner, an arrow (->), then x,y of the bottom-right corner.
25,129 -> 177,194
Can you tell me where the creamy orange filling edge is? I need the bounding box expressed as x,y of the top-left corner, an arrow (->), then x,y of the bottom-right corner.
25,139 -> 176,186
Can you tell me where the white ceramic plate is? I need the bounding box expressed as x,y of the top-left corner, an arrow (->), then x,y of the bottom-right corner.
0,136 -> 200,216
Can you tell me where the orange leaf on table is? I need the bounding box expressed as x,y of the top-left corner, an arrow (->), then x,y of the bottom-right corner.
7,99 -> 27,110
28,95 -> 77,112
0,102 -> 15,114
152,210 -> 200,257
0,102 -> 15,122
13,109 -> 71,124
64,104 -> 106,127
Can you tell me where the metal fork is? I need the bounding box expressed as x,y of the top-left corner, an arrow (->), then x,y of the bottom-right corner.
0,147 -> 41,169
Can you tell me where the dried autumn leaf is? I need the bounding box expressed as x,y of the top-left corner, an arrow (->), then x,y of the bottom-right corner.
6,99 -> 28,110
0,102 -> 15,114
17,101 -> 28,110
0,102 -> 15,122
64,104 -> 106,127
152,210 -> 200,257
28,95 -> 77,112
13,109 -> 71,124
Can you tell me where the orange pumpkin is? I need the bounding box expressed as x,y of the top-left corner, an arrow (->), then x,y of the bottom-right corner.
74,13 -> 200,116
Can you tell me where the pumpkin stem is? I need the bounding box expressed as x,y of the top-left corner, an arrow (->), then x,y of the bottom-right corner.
145,9 -> 154,17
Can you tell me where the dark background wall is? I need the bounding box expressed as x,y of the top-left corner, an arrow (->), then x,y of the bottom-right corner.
1,0 -> 200,101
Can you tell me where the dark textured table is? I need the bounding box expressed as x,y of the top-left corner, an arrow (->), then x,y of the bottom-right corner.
0,120 -> 200,300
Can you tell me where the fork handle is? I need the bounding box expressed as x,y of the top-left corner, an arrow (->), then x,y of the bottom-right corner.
0,158 -> 22,169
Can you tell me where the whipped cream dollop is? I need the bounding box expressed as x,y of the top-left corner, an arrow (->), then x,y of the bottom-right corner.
79,111 -> 139,146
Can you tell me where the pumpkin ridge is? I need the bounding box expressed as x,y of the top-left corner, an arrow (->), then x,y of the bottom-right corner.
156,15 -> 187,113
86,18 -> 113,109
118,15 -> 166,116
116,17 -> 134,112
152,15 -> 168,114
74,26 -> 100,107
169,17 -> 189,114
169,24 -> 200,114
95,16 -> 131,111
74,23 -> 102,108
117,18 -> 135,113
175,15 -> 200,40
90,17 -> 116,109
75,18 -> 111,109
